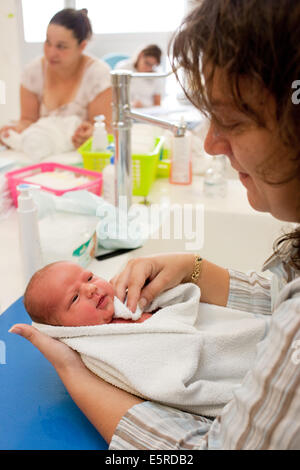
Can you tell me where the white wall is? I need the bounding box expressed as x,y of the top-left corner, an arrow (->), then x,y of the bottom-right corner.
0,0 -> 195,126
0,0 -> 21,126
19,31 -> 173,69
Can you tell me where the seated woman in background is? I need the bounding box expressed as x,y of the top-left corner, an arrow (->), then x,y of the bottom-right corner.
115,44 -> 164,108
0,8 -> 112,149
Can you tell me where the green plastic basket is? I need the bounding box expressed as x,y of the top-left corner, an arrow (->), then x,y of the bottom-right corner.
156,159 -> 171,178
78,134 -> 165,197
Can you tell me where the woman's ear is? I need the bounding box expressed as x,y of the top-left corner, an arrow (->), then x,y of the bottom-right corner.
79,40 -> 88,53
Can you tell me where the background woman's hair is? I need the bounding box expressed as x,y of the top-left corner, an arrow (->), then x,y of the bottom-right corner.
134,44 -> 162,67
49,8 -> 92,43
169,0 -> 300,269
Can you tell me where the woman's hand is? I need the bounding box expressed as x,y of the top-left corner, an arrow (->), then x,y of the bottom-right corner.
0,119 -> 36,145
72,121 -> 94,148
110,253 -> 195,313
9,324 -> 84,373
0,123 -> 25,145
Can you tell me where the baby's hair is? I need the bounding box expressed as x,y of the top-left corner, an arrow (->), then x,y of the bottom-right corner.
23,261 -> 65,325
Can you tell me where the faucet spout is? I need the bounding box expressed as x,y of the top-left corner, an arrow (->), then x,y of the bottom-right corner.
126,109 -> 186,137
111,69 -> 185,210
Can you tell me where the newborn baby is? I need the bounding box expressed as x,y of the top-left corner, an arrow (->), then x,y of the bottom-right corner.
24,261 -> 152,326
23,261 -> 268,417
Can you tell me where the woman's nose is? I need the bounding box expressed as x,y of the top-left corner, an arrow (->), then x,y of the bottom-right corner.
204,122 -> 231,157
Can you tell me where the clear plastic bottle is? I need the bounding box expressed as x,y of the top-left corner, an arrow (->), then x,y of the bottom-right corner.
102,155 -> 116,205
169,118 -> 192,185
203,155 -> 228,197
17,184 -> 43,285
92,115 -> 107,152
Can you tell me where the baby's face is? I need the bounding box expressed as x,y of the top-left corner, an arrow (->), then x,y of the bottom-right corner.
43,262 -> 115,326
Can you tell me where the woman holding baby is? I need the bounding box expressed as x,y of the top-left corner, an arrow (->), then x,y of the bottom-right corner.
10,0 -> 300,450
0,8 -> 112,148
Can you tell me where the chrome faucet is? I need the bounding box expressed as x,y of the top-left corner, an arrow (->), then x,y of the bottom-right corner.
111,69 -> 187,209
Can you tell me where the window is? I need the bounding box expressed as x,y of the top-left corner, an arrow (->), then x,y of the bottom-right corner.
22,0 -> 186,42
22,0 -> 65,42
75,0 -> 185,34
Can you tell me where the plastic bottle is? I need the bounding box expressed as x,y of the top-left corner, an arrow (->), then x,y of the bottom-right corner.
102,155 -> 116,205
17,184 -> 43,285
203,155 -> 228,197
169,118 -> 192,185
92,115 -> 108,152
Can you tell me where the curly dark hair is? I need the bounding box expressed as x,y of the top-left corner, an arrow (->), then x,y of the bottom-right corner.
169,0 -> 300,269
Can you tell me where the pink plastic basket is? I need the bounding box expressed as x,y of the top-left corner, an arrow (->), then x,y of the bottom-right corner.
6,162 -> 103,207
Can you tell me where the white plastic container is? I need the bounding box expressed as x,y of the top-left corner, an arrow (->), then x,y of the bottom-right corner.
91,114 -> 107,152
17,184 -> 43,285
102,156 -> 115,205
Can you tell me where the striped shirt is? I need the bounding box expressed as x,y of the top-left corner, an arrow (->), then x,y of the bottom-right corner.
109,253 -> 300,450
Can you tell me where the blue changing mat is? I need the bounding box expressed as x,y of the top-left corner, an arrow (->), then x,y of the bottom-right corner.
0,297 -> 108,450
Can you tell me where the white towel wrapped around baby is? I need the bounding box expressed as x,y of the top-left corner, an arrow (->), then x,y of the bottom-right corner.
1,116 -> 81,161
34,283 -> 268,417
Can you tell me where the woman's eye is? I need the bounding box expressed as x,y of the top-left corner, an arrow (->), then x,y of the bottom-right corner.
215,118 -> 239,130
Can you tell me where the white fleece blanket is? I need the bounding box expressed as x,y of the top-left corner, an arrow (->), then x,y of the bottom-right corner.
34,283 -> 268,417
1,116 -> 81,161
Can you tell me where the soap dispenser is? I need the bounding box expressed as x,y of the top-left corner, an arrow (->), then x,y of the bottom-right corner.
17,184 -> 43,285
92,114 -> 108,152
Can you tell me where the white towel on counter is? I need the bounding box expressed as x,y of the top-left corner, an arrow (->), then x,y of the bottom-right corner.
1,116 -> 81,161
33,283 -> 268,417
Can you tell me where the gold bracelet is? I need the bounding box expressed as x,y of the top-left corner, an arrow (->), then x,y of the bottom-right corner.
190,255 -> 203,284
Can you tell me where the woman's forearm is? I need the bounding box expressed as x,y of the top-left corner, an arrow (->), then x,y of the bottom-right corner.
112,253 -> 230,313
17,119 -> 36,132
199,259 -> 230,306
184,256 -> 230,306
57,363 -> 143,443
9,323 -> 141,444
